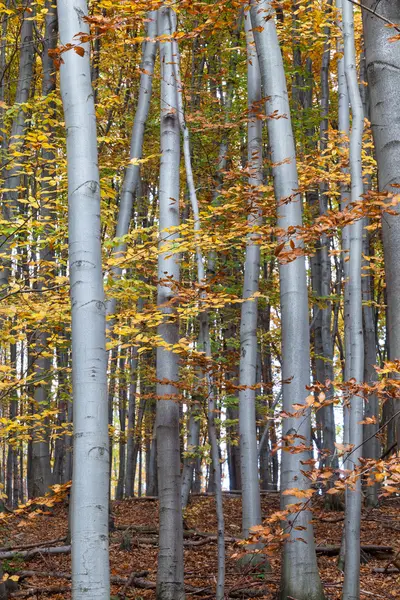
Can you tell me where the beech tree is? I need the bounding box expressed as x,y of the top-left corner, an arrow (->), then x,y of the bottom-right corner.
58,1 -> 110,598
250,1 -> 325,598
362,0 -> 400,448
239,14 -> 262,539
341,0 -> 364,596
155,6 -> 184,599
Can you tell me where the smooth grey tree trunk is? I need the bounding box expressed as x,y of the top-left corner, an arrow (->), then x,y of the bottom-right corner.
58,1 -> 110,599
181,393 -> 201,506
362,0 -> 400,450
116,353 -> 127,500
239,15 -> 262,538
53,345 -> 69,484
155,7 -> 185,599
106,12 -> 157,322
227,403 -> 241,491
362,224 -> 379,506
172,28 -> 225,596
0,5 -> 33,289
125,345 -> 139,497
336,0 -> 351,464
250,2 -> 325,599
342,1 -> 364,598
6,344 -> 17,506
358,49 -> 379,503
316,2 -> 337,474
147,416 -> 158,497
32,0 -> 58,498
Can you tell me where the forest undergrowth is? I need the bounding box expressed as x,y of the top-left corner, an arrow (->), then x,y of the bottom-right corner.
0,493 -> 398,600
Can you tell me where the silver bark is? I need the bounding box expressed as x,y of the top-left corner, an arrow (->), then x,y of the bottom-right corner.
239,15 -> 262,538
106,13 -> 157,322
250,2 -> 325,598
362,0 -> 400,448
0,5 -> 34,289
58,1 -> 110,598
342,1 -> 364,598
32,0 -> 58,498
171,23 -> 226,596
156,7 -> 185,599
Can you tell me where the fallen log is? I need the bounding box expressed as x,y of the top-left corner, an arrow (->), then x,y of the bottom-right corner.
184,529 -> 242,543
14,570 -> 149,584
0,537 -> 66,553
10,587 -> 70,598
114,524 -> 158,533
315,544 -> 393,556
115,525 -> 242,543
0,546 -> 71,561
373,567 -> 400,574
11,571 -> 269,599
116,529 -> 240,547
229,589 -> 269,598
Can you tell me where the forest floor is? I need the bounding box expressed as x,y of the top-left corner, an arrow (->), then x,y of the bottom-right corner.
0,492 -> 399,599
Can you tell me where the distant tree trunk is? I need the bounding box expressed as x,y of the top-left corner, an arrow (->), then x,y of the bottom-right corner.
104,13 -> 156,500
147,405 -> 158,497
107,346 -> 118,498
64,390 -> 73,483
362,0 -> 400,449
0,4 -> 34,289
362,228 -> 379,506
359,46 -> 378,494
316,1 -> 337,475
337,0 -> 353,571
0,4 -> 9,164
250,2 -> 325,599
336,0 -> 351,462
239,14 -> 262,538
125,346 -> 138,497
226,402 -> 241,491
342,1 -> 364,598
58,1 -> 110,598
31,0 -> 58,497
6,344 -> 17,507
116,353 -> 127,500
106,12 -> 157,323
181,392 -> 201,506
156,7 -> 184,599
53,345 -> 69,484
173,27 -> 225,595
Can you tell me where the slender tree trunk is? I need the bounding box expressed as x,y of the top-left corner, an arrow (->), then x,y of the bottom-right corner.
342,1 -> 364,598
0,5 -> 33,289
336,0 -> 351,463
125,346 -> 138,497
239,15 -> 262,538
226,403 -> 241,491
106,12 -> 157,323
358,48 -> 378,501
336,0 -> 352,566
6,344 -> 17,506
173,26 -> 225,596
54,346 -> 69,484
316,2 -> 337,474
147,416 -> 158,496
31,0 -> 58,497
250,2 -> 325,599
181,392 -> 201,506
58,1 -> 110,598
116,353 -> 127,500
156,7 -> 184,599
